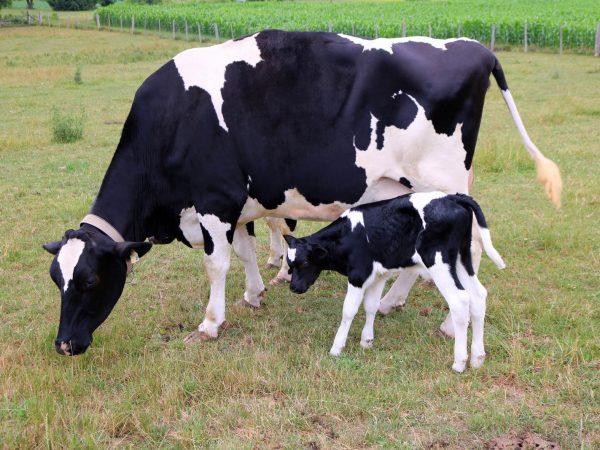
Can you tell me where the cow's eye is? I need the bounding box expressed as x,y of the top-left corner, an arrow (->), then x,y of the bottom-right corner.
299,261 -> 310,268
81,275 -> 99,291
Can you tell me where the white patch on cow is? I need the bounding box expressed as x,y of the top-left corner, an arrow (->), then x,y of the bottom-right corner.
409,191 -> 447,229
287,247 -> 296,263
341,209 -> 365,232
57,238 -> 85,292
354,97 -> 469,200
338,34 -> 477,54
179,206 -> 204,248
173,35 -> 262,131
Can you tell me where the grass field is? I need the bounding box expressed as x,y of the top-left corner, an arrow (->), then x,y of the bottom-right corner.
1,27 -> 599,448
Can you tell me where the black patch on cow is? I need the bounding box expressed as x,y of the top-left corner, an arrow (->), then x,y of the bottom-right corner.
200,224 -> 214,255
245,221 -> 255,237
285,218 -> 297,232
399,177 -> 412,189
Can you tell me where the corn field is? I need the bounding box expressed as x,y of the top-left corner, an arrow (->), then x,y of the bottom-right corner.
97,0 -> 600,50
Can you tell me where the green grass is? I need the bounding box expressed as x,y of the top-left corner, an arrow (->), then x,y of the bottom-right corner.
0,27 -> 599,448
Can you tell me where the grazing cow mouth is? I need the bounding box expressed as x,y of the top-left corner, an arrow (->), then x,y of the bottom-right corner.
55,340 -> 90,356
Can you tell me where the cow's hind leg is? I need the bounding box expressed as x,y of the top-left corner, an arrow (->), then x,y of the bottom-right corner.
361,277 -> 386,349
265,217 -> 284,269
233,224 -> 266,308
184,214 -> 233,343
378,270 -> 419,315
427,253 -> 470,372
330,284 -> 364,356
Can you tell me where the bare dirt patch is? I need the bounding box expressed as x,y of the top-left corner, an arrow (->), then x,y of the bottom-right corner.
485,431 -> 559,449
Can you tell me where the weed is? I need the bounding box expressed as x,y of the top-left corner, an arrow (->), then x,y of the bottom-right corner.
50,107 -> 85,143
74,65 -> 82,84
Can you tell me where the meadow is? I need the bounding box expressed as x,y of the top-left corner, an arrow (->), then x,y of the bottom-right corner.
1,26 -> 599,448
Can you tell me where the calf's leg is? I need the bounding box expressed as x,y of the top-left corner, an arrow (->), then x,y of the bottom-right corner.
457,263 -> 488,368
427,254 -> 471,373
330,284 -> 364,356
361,277 -> 386,349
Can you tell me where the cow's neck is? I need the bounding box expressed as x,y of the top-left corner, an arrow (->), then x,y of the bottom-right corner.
89,145 -> 148,242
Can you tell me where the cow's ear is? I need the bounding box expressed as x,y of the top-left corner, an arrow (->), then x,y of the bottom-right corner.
43,241 -> 62,255
283,235 -> 297,248
113,241 -> 153,260
312,244 -> 328,261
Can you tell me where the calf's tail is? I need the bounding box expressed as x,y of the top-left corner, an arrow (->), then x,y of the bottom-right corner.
454,194 -> 506,270
491,57 -> 562,209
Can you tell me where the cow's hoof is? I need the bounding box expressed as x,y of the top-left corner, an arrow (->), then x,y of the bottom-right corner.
269,276 -> 290,286
378,304 -> 405,316
239,289 -> 267,308
183,321 -> 230,344
239,298 -> 260,309
470,353 -> 486,369
360,339 -> 374,349
452,360 -> 467,373
265,262 -> 280,269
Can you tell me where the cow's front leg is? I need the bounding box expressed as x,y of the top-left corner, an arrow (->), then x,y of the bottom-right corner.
360,278 -> 386,349
330,284 -> 364,356
233,224 -> 266,308
184,214 -> 232,343
378,270 -> 419,315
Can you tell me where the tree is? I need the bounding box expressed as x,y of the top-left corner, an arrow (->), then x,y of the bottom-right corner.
26,0 -> 33,9
0,0 -> 13,9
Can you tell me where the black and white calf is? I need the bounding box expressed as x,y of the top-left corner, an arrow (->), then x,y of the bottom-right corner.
284,192 -> 505,372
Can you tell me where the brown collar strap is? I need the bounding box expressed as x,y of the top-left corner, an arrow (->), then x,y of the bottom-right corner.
81,214 -> 133,275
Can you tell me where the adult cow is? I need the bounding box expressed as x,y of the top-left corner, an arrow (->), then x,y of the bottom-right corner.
43,30 -> 561,355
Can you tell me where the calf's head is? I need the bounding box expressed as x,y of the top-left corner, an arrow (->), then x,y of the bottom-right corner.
43,228 -> 151,355
283,235 -> 328,294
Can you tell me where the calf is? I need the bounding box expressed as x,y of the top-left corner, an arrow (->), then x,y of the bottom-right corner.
284,192 -> 505,372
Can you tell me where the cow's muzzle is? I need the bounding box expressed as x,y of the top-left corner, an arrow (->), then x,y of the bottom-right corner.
55,339 -> 89,356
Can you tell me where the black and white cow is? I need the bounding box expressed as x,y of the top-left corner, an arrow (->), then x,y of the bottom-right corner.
43,30 -> 561,355
284,192 -> 505,372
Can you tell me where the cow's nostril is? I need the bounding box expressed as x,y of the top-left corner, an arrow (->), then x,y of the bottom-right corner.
55,341 -> 71,356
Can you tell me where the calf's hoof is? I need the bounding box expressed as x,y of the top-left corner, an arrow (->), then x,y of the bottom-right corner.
183,321 -> 230,344
452,359 -> 467,373
360,339 -> 374,349
470,353 -> 486,369
439,321 -> 455,338
329,346 -> 344,356
265,262 -> 281,269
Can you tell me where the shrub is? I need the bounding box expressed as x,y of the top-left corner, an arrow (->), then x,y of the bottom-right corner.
74,66 -> 82,84
47,0 -> 97,11
51,108 -> 85,144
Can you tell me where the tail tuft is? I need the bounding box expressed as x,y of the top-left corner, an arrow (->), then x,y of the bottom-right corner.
535,156 -> 562,209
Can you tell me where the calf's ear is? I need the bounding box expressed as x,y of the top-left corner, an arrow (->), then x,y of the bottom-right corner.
42,241 -> 62,255
312,244 -> 328,261
114,241 -> 153,260
283,235 -> 297,247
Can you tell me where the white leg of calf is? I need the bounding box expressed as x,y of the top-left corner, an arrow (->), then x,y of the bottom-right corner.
361,278 -> 386,349
378,270 -> 419,315
187,215 -> 232,342
457,264 -> 488,369
265,217 -> 284,268
330,284 -> 364,356
232,225 -> 266,307
428,254 -> 470,372
274,249 -> 292,284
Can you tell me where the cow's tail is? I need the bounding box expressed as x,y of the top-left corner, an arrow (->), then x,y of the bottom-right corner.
454,194 -> 506,270
491,57 -> 562,209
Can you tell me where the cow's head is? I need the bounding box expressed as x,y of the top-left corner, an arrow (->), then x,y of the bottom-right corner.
43,227 -> 151,355
283,235 -> 328,295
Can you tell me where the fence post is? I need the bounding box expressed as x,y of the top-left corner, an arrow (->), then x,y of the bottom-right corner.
559,25 -> 563,55
108,14 -> 111,32
595,23 -> 600,57
27,10 -> 30,25
197,23 -> 201,42
96,14 -> 100,31
144,16 -> 147,34
120,16 -> 123,32
172,20 -> 175,40
185,20 -> 189,41
131,16 -> 134,34
352,22 -> 355,36
428,23 -> 432,38
230,23 -> 233,39
158,19 -> 161,33
457,22 -> 461,37
490,24 -> 495,51
524,21 -> 528,52
328,22 -> 332,33
215,23 -> 220,42
402,18 -> 406,37
375,24 -> 379,38
38,11 -> 41,25
48,12 -> 51,27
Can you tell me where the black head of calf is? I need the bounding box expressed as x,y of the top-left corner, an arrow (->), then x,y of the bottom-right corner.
283,235 -> 329,294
